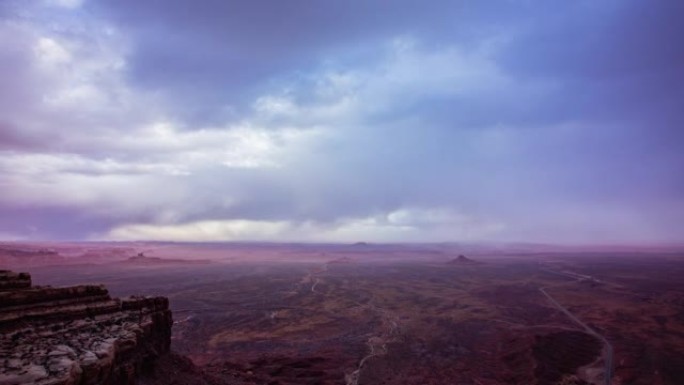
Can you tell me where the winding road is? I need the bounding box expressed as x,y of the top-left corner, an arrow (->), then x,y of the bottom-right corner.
540,271 -> 613,385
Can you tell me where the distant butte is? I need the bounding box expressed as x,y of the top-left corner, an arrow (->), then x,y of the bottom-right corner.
327,256 -> 355,264
122,253 -> 210,265
447,254 -> 481,265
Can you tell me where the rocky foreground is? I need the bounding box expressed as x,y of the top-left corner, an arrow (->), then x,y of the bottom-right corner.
0,270 -> 173,385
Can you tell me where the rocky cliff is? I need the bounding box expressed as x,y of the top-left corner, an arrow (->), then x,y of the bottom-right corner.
0,270 -> 173,385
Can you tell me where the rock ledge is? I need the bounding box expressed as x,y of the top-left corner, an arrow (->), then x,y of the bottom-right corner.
0,270 -> 172,385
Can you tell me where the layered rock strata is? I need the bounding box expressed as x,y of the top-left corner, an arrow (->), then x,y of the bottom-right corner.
0,270 -> 172,385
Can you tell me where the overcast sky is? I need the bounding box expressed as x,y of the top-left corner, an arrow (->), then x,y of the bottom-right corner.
0,0 -> 682,243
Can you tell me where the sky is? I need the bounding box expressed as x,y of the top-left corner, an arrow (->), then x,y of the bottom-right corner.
0,0 -> 682,244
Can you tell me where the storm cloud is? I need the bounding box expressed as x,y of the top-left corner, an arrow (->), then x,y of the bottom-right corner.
0,0 -> 682,243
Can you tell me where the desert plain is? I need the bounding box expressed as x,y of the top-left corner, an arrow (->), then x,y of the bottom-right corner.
2,242 -> 683,385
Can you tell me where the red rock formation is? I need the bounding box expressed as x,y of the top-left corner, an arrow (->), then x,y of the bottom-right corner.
447,254 -> 481,265
0,270 -> 173,385
0,247 -> 64,268
121,255 -> 211,265
0,271 -> 31,290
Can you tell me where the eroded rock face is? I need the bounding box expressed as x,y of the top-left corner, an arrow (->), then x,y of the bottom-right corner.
0,270 -> 172,385
0,271 -> 31,291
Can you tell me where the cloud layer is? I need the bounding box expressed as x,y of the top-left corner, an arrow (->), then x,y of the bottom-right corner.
0,0 -> 683,243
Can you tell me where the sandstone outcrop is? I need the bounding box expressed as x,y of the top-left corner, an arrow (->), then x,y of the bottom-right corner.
120,254 -> 210,266
447,254 -> 481,265
0,270 -> 172,385
0,247 -> 64,268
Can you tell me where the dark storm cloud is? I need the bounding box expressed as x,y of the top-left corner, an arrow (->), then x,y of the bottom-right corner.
497,0 -> 684,133
0,123 -> 40,150
0,0 -> 683,242
89,0 -> 535,124
0,206 -> 117,240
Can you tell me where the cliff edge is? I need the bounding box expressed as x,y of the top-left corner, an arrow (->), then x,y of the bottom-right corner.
0,270 -> 173,385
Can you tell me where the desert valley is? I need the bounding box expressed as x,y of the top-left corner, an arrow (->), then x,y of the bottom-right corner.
2,242 -> 683,385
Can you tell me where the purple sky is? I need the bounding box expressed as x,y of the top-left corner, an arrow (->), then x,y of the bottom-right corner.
0,0 -> 682,243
